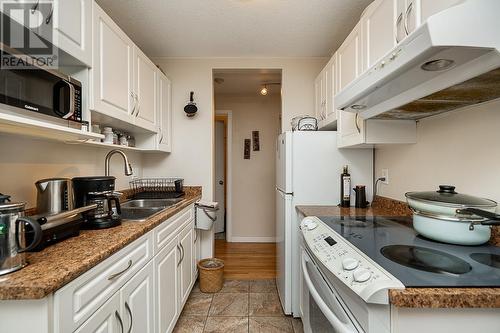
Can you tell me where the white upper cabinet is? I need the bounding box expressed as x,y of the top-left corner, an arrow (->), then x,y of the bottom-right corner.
91,2 -> 135,123
53,0 -> 92,66
396,0 -> 463,43
420,0 -> 463,22
362,0 -> 397,69
337,22 -> 364,146
157,72 -> 172,152
317,54 -> 338,129
133,46 -> 158,132
337,21 -> 363,89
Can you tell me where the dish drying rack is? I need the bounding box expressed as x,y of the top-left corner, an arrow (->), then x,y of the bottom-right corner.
129,178 -> 184,199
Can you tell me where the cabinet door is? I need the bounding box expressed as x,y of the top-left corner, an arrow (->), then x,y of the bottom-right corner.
91,3 -> 135,123
121,261 -> 154,333
338,21 -> 362,89
325,54 -> 337,120
53,0 -> 92,66
362,0 -> 397,69
420,0 -> 462,23
75,292 -> 122,333
157,72 -> 172,152
155,237 -> 180,333
337,22 -> 364,147
314,75 -> 322,121
133,46 -> 157,132
194,229 -> 201,276
179,223 -> 194,305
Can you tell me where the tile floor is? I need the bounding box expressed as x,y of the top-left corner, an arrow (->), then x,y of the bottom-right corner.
173,279 -> 304,333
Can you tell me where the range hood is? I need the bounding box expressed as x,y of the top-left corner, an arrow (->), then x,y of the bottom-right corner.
335,0 -> 500,120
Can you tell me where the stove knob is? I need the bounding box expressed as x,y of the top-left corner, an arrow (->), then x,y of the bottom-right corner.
307,221 -> 318,230
353,268 -> 371,283
342,258 -> 359,271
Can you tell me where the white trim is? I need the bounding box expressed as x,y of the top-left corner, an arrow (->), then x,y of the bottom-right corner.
230,236 -> 277,243
215,110 -> 233,242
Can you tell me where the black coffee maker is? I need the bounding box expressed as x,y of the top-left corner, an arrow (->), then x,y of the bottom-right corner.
72,176 -> 122,229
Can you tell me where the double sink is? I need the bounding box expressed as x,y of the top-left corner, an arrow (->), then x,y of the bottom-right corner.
120,198 -> 183,222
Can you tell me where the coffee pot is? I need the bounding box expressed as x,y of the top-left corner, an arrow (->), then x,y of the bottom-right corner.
0,193 -> 42,276
353,185 -> 369,209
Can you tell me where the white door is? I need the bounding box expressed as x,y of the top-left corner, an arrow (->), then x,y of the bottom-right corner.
75,292 -> 122,333
276,188 -> 292,314
134,46 -> 158,132
157,73 -> 172,152
179,225 -> 194,305
214,120 -> 225,234
53,0 -> 92,66
121,261 -> 154,333
91,3 -> 135,123
362,0 -> 397,69
155,237 -> 179,333
337,21 -> 364,148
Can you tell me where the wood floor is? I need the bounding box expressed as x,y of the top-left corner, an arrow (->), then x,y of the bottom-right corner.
215,240 -> 277,280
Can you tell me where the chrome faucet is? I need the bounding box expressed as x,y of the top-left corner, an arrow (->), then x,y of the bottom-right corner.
105,149 -> 133,176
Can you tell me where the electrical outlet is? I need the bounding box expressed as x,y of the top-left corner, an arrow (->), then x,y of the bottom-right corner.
381,169 -> 389,185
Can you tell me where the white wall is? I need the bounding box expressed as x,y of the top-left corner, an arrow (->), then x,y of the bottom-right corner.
375,100 -> 500,204
142,57 -> 326,247
216,94 -> 281,241
0,135 -> 143,207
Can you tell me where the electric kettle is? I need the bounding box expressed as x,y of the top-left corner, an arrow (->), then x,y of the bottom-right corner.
0,193 -> 42,276
35,178 -> 74,215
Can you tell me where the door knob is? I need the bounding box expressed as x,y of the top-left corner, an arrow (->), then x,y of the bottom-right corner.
219,181 -> 224,185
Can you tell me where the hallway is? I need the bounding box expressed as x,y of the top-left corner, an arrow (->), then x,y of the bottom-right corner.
215,240 -> 277,280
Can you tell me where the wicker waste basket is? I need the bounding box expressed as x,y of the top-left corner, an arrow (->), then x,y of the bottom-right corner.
198,258 -> 224,293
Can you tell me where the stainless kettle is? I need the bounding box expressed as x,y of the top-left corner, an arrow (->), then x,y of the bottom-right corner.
36,178 -> 74,215
0,194 -> 42,276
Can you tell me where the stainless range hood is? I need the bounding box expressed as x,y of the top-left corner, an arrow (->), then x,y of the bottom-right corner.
335,0 -> 500,120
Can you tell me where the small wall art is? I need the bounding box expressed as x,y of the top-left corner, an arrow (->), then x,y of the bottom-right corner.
244,139 -> 251,159
252,131 -> 260,151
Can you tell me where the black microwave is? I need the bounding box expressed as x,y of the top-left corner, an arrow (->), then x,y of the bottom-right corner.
0,54 -> 82,123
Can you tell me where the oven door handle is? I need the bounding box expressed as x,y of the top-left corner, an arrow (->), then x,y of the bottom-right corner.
301,253 -> 357,333
61,80 -> 76,120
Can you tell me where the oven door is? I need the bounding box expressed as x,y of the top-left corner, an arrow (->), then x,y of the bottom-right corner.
301,249 -> 362,333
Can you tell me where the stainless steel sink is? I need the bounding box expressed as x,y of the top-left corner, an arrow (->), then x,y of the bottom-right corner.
121,198 -> 183,209
120,207 -> 164,222
120,198 -> 184,222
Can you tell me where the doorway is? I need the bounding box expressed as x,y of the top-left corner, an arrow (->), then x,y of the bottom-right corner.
213,68 -> 282,244
214,111 -> 231,240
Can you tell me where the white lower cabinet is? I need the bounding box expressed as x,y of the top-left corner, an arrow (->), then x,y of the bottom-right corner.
121,261 -> 155,333
155,237 -> 180,333
75,292 -> 122,333
179,224 -> 194,305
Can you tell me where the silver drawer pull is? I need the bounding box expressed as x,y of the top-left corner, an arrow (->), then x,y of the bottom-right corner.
115,311 -> 124,333
404,2 -> 413,36
125,302 -> 133,333
108,260 -> 133,280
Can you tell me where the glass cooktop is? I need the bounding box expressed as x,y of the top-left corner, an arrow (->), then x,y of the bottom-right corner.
318,216 -> 500,287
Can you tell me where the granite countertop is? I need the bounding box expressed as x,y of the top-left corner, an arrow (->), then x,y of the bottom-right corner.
0,187 -> 202,300
296,196 -> 500,309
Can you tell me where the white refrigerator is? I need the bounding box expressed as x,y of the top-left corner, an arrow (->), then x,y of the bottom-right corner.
276,131 -> 373,316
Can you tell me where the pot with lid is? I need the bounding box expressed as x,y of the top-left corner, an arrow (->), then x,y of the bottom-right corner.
405,185 -> 500,245
0,193 -> 42,276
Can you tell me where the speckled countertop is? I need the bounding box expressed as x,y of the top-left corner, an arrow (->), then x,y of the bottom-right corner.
296,196 -> 500,308
0,187 -> 202,300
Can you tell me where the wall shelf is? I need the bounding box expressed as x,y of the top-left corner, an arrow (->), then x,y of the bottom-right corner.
0,112 -> 104,142
67,140 -> 147,152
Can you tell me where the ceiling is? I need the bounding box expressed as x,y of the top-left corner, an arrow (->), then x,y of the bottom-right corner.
213,69 -> 282,96
95,0 -> 373,57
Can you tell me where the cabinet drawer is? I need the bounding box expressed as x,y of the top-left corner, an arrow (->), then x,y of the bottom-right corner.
54,233 -> 153,333
154,206 -> 194,253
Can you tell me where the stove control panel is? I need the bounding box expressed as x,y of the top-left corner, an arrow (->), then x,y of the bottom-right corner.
301,217 -> 404,304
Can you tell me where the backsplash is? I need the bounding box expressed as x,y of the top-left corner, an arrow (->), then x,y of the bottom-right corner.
375,99 -> 500,209
0,134 -> 143,207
